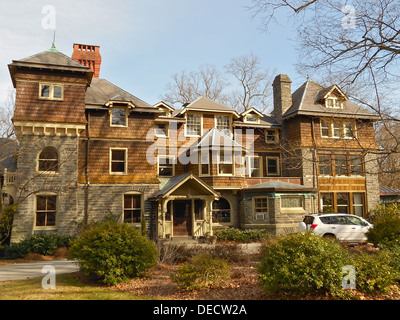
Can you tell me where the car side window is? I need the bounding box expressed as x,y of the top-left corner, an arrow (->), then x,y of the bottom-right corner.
320,217 -> 331,224
304,216 -> 314,224
332,216 -> 347,225
346,216 -> 363,225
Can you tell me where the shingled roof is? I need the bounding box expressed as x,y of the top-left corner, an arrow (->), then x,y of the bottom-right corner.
283,79 -> 379,120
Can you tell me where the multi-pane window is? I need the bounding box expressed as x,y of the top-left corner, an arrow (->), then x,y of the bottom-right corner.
111,108 -> 127,126
320,193 -> 334,212
39,83 -> 63,100
212,198 -> 231,223
38,147 -> 58,172
36,195 -> 56,227
266,130 -> 278,143
333,121 -> 341,138
325,98 -> 341,109
110,149 -> 127,174
343,121 -> 354,138
334,155 -> 348,176
123,194 -> 142,223
321,120 -> 330,137
246,156 -> 262,177
218,150 -> 233,175
320,119 -> 356,139
266,157 -> 279,175
199,150 -> 210,176
350,156 -> 363,176
216,116 -> 230,136
318,155 -> 332,176
337,193 -> 349,213
186,114 -> 201,136
194,199 -> 204,220
281,196 -> 304,209
353,193 -> 365,217
158,156 -> 174,177
253,197 -> 268,221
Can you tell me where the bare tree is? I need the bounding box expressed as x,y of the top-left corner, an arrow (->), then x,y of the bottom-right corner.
225,52 -> 275,113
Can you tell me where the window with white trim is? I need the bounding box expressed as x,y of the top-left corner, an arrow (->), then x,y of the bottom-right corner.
253,197 -> 269,221
266,157 -> 279,175
199,150 -> 210,176
246,156 -> 262,177
212,198 -> 231,223
38,147 -> 59,172
39,83 -> 63,100
155,123 -> 168,137
123,193 -> 142,223
353,193 -> 365,217
281,196 -> 304,209
218,150 -> 233,175
186,114 -> 201,136
110,149 -> 127,174
216,115 -> 230,136
266,130 -> 278,143
111,107 -> 127,126
36,195 -> 57,227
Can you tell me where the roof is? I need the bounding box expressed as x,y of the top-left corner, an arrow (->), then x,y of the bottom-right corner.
154,172 -> 220,198
233,113 -> 280,129
283,79 -> 379,120
380,186 -> 400,196
191,127 -> 247,152
177,96 -> 240,118
243,180 -> 316,192
85,78 -> 153,109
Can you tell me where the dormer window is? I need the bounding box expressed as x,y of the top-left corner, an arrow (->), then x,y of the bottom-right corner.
326,98 -> 341,109
111,107 -> 127,127
245,115 -> 259,123
216,115 -> 231,136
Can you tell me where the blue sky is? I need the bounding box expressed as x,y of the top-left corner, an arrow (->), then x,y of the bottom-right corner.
0,0 -> 304,107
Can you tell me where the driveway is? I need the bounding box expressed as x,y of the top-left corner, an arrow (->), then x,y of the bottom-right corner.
0,260 -> 80,282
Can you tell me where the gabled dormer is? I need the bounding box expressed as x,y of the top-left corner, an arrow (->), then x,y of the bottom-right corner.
319,84 -> 348,109
105,94 -> 135,127
241,107 -> 264,124
153,101 -> 175,118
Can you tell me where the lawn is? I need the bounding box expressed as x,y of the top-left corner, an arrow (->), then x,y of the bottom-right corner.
0,273 -> 152,300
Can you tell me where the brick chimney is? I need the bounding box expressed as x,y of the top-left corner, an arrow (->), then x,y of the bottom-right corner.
72,43 -> 102,78
272,74 -> 292,123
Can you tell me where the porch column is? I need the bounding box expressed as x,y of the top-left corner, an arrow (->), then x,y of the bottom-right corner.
206,196 -> 214,236
161,199 -> 167,239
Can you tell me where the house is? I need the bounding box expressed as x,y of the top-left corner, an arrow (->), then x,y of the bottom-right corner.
380,186 -> 400,205
5,44 -> 380,243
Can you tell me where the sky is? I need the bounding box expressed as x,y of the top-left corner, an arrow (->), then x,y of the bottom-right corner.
0,0 -> 304,108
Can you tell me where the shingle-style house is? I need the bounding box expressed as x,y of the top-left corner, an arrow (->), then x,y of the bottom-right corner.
5,44 -> 380,243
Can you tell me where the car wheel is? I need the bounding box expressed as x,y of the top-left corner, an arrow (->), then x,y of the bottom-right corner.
323,233 -> 336,240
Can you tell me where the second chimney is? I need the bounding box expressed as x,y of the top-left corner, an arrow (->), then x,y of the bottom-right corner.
272,74 -> 292,123
72,43 -> 102,78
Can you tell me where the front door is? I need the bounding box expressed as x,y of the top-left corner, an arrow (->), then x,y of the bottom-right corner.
173,200 -> 192,236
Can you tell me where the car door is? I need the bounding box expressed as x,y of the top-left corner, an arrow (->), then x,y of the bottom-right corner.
329,215 -> 349,240
345,216 -> 369,241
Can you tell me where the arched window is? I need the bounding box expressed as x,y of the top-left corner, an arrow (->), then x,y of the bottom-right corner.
212,198 -> 231,223
38,147 -> 59,172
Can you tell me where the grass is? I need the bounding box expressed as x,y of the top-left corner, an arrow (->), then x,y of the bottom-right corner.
0,273 -> 154,300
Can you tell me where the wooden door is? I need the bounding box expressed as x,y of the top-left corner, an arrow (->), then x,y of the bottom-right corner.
173,200 -> 192,236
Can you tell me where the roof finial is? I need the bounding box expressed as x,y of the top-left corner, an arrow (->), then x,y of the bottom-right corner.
307,74 -> 310,81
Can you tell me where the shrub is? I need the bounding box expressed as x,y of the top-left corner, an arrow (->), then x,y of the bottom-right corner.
366,204 -> 400,247
215,228 -> 270,243
2,242 -> 31,259
259,232 -> 351,297
0,205 -> 17,248
68,220 -> 157,285
171,253 -> 231,290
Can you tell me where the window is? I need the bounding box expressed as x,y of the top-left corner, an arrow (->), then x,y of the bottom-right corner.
39,83 -> 63,100
212,198 -> 231,223
343,121 -> 354,138
110,149 -> 127,174
333,121 -> 341,138
123,194 -> 142,223
253,197 -> 268,221
321,119 -> 330,137
158,155 -> 175,177
353,193 -> 365,217
38,147 -> 59,172
266,130 -> 278,143
111,108 -> 127,126
155,123 -> 168,137
334,155 -> 348,176
218,150 -> 233,175
350,156 -> 363,176
337,193 -> 349,213
36,195 -> 56,227
245,115 -> 258,123
199,150 -> 210,176
195,199 -> 204,220
266,157 -> 279,175
326,98 -> 341,109
216,116 -> 230,136
246,156 -> 262,177
320,193 -> 334,213
281,196 -> 304,209
318,155 -> 332,176
186,114 -> 201,136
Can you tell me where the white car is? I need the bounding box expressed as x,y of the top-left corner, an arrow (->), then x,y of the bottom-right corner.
298,213 -> 373,243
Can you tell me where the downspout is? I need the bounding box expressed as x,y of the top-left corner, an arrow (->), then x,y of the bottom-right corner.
310,117 -> 319,213
84,112 -> 90,225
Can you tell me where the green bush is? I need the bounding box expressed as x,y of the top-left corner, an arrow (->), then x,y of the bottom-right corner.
2,233 -> 73,259
68,220 -> 158,285
0,205 -> 17,248
367,204 -> 400,247
215,228 -> 270,243
171,253 -> 231,290
259,232 -> 351,297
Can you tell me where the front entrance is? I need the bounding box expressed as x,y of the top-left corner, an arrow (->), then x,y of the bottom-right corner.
173,200 -> 192,236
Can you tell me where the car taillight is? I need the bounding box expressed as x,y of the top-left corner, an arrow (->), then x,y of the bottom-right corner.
310,224 -> 318,230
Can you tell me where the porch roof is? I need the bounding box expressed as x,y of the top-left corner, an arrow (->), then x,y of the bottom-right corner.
242,181 -> 317,193
155,172 -> 220,199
